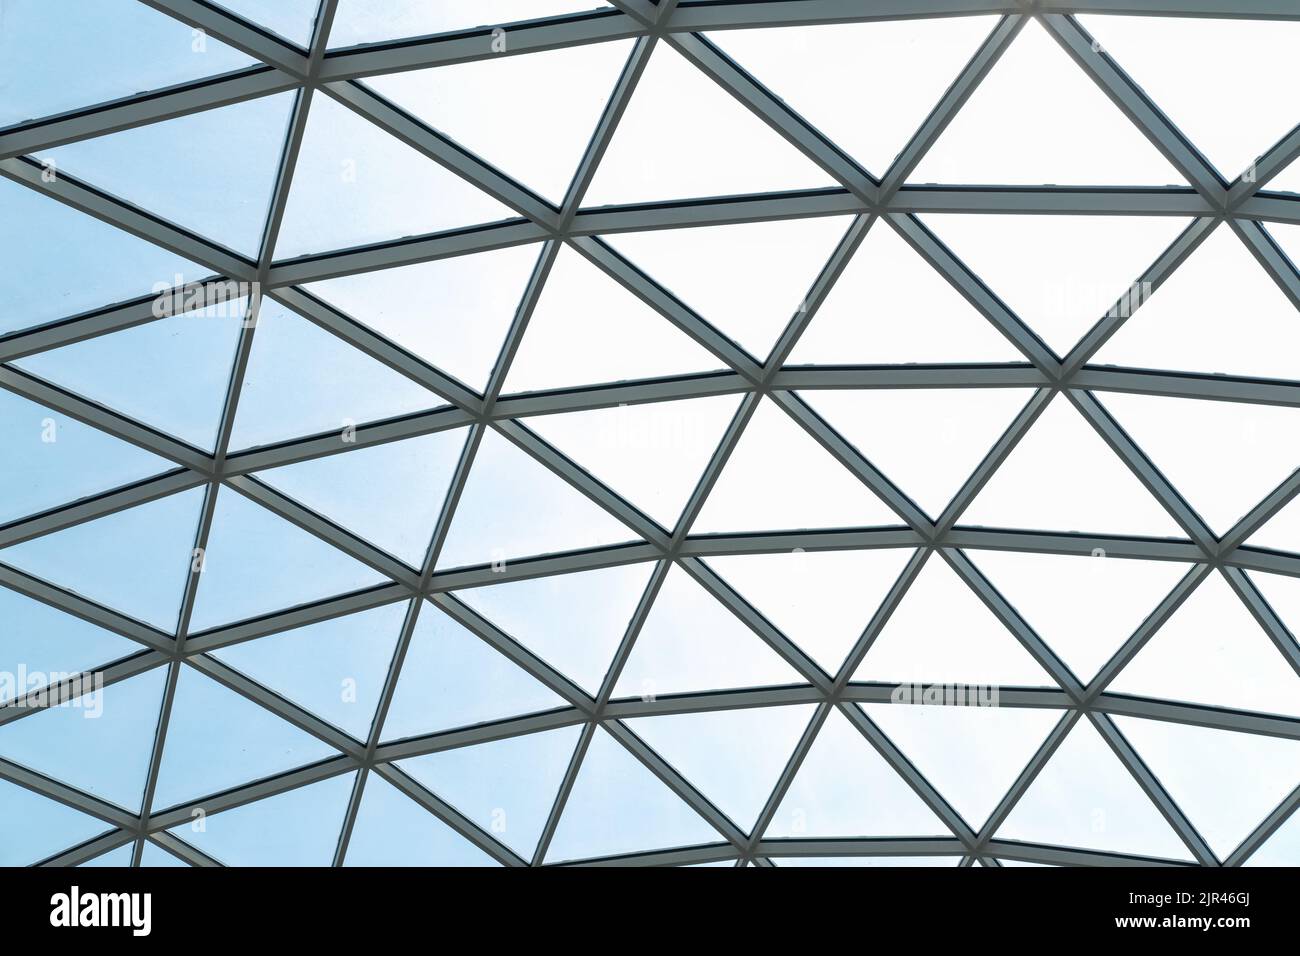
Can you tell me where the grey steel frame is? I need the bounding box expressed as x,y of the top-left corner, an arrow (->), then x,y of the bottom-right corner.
2,0 -> 1300,868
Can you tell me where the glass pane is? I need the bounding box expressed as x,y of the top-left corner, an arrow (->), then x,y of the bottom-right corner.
397,725 -> 582,860
329,0 -> 609,49
366,40 -> 633,203
612,565 -> 803,699
1109,573 -> 1300,718
0,488 -> 203,632
583,43 -> 836,206
215,0 -> 321,47
189,485 -> 388,633
344,773 -> 499,866
303,244 -> 541,392
525,395 -> 741,529
435,427 -> 637,570
606,217 -> 851,359
0,778 -> 110,866
804,387 -> 1033,518
211,603 -> 406,741
996,719 -> 1192,860
768,708 -> 947,838
789,219 -> 1023,366
40,93 -> 295,256
0,389 -> 171,524
15,298 -> 247,452
968,550 -> 1192,684
863,703 -> 1063,831
169,772 -> 356,866
0,0 -> 255,128
381,601 -> 565,741
690,397 -> 900,534
545,726 -> 720,862
152,664 -> 338,810
502,245 -> 723,394
456,562 -> 655,694
852,556 -> 1054,687
777,855 -> 959,867
706,548 -> 914,674
0,666 -> 165,811
960,393 -> 1184,538
711,16 -> 998,177
0,179 -> 208,336
257,428 -> 468,567
910,19 -> 1183,186
274,93 -> 513,259
625,705 -> 816,832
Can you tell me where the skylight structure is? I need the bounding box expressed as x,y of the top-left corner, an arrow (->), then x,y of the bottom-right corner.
3,0 -> 1300,868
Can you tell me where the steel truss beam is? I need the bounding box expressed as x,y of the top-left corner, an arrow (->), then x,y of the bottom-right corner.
5,0 -> 1300,869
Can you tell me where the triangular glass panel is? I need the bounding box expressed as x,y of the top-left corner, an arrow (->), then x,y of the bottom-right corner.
152,664 -> 339,810
0,0 -> 255,128
960,393 -> 1184,538
189,486 -> 389,633
706,548 -> 915,675
852,556 -> 1055,687
690,397 -> 900,534
502,245 -> 724,394
0,666 -> 165,811
456,562 -> 655,694
436,427 -> 637,570
256,429 -> 468,567
1245,802 -> 1300,866
625,705 -> 817,832
582,42 -> 837,205
613,565 -> 805,699
229,299 -> 446,450
606,218 -> 852,359
302,244 -> 541,392
328,0 -> 609,49
1109,573 -> 1300,718
1099,392 -> 1300,535
968,549 -> 1193,685
919,214 -> 1191,356
0,777 -> 111,867
15,299 -> 247,452
545,726 -> 720,862
0,389 -> 171,524
212,602 -> 406,741
0,179 -> 209,335
0,487 -> 203,632
863,702 -> 1064,831
767,708 -> 948,838
39,93 -> 294,256
139,841 -> 188,867
343,773 -> 499,866
996,718 -> 1192,860
1094,226 -> 1300,381
525,395 -> 741,529
367,40 -> 633,203
710,16 -> 999,177
0,588 -> 138,706
274,93 -> 514,259
381,601 -> 567,741
1115,716 -> 1300,861
788,220 -> 1024,365
804,387 -> 1033,517
215,0 -> 321,47
1079,15 -> 1300,182
910,19 -> 1185,186
397,725 -> 583,860
168,772 -> 356,866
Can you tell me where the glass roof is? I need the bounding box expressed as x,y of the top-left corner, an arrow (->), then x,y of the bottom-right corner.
2,0 -> 1300,870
